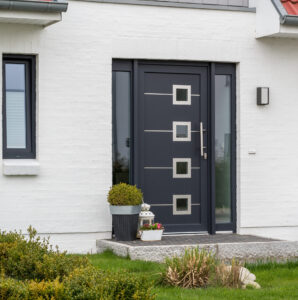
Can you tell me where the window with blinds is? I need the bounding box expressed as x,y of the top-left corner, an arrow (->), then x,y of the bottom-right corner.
3,55 -> 36,159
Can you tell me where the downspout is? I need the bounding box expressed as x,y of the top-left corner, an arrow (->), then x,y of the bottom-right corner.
271,0 -> 298,25
0,0 -> 68,12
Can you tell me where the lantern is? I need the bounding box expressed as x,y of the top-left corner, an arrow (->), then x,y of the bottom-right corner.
137,203 -> 155,237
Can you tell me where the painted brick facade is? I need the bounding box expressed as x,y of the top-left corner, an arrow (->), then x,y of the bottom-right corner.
0,0 -> 297,253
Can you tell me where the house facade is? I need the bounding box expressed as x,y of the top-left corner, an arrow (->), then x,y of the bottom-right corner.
0,0 -> 297,253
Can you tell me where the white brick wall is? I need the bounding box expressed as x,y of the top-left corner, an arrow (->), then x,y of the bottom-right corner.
0,1 -> 297,253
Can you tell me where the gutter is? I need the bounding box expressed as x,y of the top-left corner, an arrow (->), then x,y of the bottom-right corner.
271,0 -> 298,25
0,0 -> 68,13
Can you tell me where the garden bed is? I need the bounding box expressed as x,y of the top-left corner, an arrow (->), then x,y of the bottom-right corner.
89,250 -> 298,300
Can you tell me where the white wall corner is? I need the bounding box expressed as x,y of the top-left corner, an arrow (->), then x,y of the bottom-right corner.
3,159 -> 40,176
256,0 -> 281,38
249,0 -> 256,8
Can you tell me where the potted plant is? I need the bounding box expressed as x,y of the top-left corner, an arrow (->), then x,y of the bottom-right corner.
140,223 -> 164,241
108,183 -> 143,241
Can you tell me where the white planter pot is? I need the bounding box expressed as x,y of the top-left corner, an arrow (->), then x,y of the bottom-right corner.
140,230 -> 163,241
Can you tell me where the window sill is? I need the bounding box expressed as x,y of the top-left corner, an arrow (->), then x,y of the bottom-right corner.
3,159 -> 40,176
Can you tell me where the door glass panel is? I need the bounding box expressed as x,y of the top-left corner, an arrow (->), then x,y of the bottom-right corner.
176,125 -> 188,138
176,162 -> 187,174
176,198 -> 188,211
173,195 -> 191,215
176,89 -> 188,101
5,63 -> 26,149
215,75 -> 232,224
112,71 -> 131,184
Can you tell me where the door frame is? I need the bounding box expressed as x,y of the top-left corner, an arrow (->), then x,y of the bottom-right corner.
112,59 -> 237,234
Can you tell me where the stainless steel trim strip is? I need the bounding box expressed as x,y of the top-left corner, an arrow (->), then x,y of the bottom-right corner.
144,93 -> 200,97
144,167 -> 200,169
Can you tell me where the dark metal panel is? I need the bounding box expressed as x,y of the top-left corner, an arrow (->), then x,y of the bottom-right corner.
112,59 -> 237,234
210,63 -> 216,235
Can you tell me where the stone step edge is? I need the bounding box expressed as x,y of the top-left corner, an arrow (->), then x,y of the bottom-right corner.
96,240 -> 298,263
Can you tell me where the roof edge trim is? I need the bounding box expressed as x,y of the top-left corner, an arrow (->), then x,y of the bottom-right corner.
0,0 -> 68,13
271,0 -> 298,25
80,0 -> 256,12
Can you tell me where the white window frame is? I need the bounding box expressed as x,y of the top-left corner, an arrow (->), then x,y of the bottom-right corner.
173,195 -> 192,215
173,158 -> 191,178
173,85 -> 191,105
173,121 -> 191,142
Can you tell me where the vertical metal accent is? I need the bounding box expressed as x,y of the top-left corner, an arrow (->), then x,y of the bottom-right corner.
200,122 -> 204,157
210,63 -> 216,235
133,60 -> 138,186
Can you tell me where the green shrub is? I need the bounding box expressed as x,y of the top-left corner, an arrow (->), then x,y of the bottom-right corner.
108,183 -> 143,206
162,248 -> 217,288
0,276 -> 66,300
0,276 -> 29,300
0,227 -> 155,300
0,227 -> 89,282
64,266 -> 155,300
0,267 -> 155,300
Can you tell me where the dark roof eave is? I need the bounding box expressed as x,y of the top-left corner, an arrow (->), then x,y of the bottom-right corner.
281,14 -> 298,25
0,0 -> 68,13
271,0 -> 298,25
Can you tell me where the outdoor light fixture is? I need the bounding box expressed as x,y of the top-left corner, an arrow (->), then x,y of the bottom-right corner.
257,87 -> 269,105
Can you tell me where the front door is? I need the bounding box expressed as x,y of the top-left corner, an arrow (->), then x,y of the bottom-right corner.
136,63 -> 209,232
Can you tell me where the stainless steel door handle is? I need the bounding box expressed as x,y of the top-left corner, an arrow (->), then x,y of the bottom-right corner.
200,122 -> 207,159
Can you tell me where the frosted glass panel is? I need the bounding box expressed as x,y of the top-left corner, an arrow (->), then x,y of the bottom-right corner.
5,64 -> 25,90
215,75 -> 232,224
6,91 -> 26,149
112,71 -> 131,184
5,63 -> 26,149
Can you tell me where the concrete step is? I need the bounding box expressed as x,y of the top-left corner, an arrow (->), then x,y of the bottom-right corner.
96,234 -> 298,263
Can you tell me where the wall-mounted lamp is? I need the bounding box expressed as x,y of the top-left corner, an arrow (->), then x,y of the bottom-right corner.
257,87 -> 269,105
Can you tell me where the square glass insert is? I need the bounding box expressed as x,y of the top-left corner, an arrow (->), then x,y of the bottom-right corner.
176,162 -> 187,174
173,195 -> 191,215
176,198 -> 188,211
173,85 -> 191,105
176,125 -> 188,138
176,89 -> 188,102
173,121 -> 191,142
173,158 -> 191,178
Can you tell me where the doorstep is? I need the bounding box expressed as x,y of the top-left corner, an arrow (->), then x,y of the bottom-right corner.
96,234 -> 298,263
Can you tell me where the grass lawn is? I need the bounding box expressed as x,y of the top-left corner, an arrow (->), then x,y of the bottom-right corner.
88,251 -> 298,300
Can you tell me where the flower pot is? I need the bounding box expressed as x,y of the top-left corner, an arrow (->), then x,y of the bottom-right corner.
110,205 -> 141,241
140,229 -> 163,241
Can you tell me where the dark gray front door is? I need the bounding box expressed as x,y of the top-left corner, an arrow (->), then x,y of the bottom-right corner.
136,63 -> 209,232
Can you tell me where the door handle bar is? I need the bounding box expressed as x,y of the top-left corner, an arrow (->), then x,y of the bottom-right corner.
200,122 -> 204,157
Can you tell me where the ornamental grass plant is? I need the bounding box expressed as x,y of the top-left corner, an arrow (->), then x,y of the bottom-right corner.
163,248 -> 217,288
162,248 -> 244,289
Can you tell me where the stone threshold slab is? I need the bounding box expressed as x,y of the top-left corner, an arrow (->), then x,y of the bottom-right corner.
97,239 -> 298,263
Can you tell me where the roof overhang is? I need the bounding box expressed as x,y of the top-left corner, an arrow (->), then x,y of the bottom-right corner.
256,0 -> 298,38
272,0 -> 298,25
0,0 -> 68,26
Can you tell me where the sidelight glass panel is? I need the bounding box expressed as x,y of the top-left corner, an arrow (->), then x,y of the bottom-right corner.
112,71 -> 131,185
5,64 -> 26,149
215,75 -> 232,224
